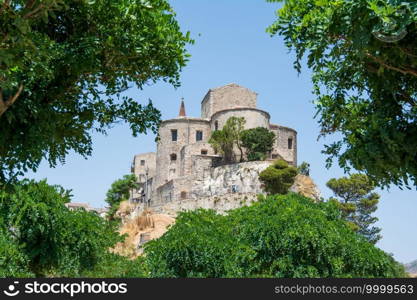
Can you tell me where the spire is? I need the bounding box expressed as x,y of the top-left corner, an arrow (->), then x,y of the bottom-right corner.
179,98 -> 186,117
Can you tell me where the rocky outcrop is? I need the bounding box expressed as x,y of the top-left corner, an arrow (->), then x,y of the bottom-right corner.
190,161 -> 271,198
289,174 -> 322,202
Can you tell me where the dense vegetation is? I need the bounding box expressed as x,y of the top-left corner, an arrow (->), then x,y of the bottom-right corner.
268,0 -> 417,188
0,0 -> 192,183
144,193 -> 405,278
0,179 -> 405,278
0,179 -> 146,277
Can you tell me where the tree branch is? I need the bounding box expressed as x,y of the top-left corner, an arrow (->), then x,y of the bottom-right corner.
0,84 -> 24,117
365,53 -> 417,78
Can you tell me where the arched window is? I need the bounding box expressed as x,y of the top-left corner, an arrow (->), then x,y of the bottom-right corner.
214,120 -> 219,131
180,191 -> 187,199
170,153 -> 177,161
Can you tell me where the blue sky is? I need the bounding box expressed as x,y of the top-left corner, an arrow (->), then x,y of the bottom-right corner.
28,0 -> 416,263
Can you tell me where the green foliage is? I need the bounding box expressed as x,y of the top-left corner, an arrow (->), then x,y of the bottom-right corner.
80,253 -> 148,278
241,127 -> 275,161
267,0 -> 417,188
144,193 -> 405,278
259,159 -> 297,194
297,161 -> 310,176
327,174 -> 382,244
0,0 -> 192,182
105,174 -> 139,218
0,226 -> 33,277
0,179 -> 123,276
208,117 -> 245,163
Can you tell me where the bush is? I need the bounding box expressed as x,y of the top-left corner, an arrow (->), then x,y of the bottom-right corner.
0,179 -> 124,277
0,227 -> 33,277
259,160 -> 297,194
241,127 -> 275,161
144,193 -> 405,278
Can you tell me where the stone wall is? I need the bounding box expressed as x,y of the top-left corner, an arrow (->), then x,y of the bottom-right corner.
154,118 -> 211,188
274,125 -> 297,166
179,143 -> 217,176
210,107 -> 270,131
150,160 -> 272,207
132,152 -> 156,183
201,83 -> 257,119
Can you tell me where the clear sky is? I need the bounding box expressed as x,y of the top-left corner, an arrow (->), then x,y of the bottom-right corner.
27,0 -> 416,263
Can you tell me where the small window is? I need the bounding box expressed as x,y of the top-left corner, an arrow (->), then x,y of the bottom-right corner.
180,191 -> 187,199
170,153 -> 177,161
140,160 -> 145,166
139,174 -> 145,182
196,130 -> 203,141
214,121 -> 219,131
288,138 -> 293,149
272,154 -> 278,159
171,129 -> 178,141
201,149 -> 208,155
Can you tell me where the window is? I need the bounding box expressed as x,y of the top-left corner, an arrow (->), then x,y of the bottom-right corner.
196,130 -> 203,141
201,149 -> 208,155
171,129 -> 178,141
140,160 -> 145,166
139,174 -> 145,182
180,191 -> 187,199
170,153 -> 177,161
214,121 -> 219,131
271,154 -> 278,159
288,138 -> 293,149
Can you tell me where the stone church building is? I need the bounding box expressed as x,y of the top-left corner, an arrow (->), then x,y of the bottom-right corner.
131,84 -> 297,207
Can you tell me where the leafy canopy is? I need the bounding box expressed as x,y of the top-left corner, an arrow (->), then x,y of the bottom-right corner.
208,117 -> 245,163
327,174 -> 382,244
241,127 -> 275,161
144,193 -> 405,278
259,159 -> 297,194
0,0 -> 192,182
0,179 -> 124,276
105,174 -> 139,218
268,0 -> 417,188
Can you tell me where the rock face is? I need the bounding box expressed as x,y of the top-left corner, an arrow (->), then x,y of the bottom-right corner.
146,161 -> 322,216
191,161 -> 271,198
289,174 -> 322,202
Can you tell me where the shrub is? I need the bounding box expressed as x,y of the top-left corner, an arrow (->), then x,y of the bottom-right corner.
259,160 -> 297,194
144,193 -> 405,278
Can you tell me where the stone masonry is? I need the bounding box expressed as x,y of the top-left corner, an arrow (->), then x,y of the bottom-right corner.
130,83 -> 297,207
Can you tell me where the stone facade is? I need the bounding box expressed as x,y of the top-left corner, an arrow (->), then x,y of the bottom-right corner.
131,83 -> 297,206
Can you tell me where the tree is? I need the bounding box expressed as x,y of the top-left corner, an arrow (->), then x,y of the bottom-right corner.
267,0 -> 417,188
0,179 -> 123,276
105,174 -> 139,219
208,117 -> 245,163
259,159 -> 297,194
327,174 -> 382,244
297,162 -> 310,176
144,193 -> 405,277
0,0 -> 192,182
241,127 -> 275,161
